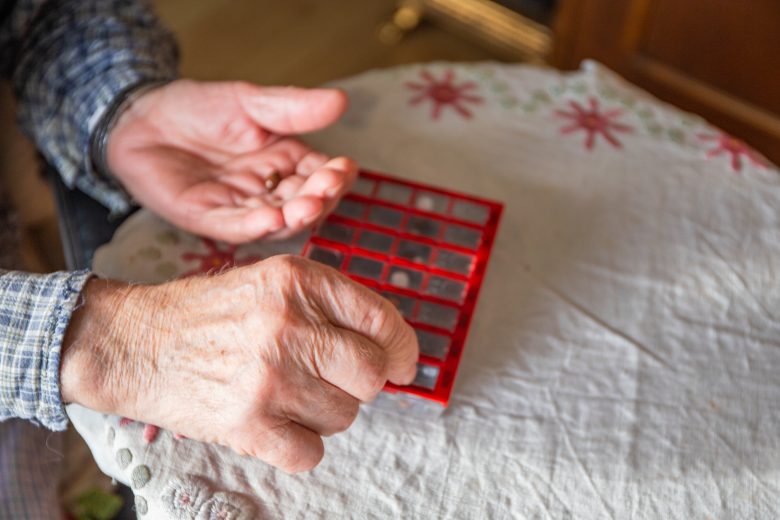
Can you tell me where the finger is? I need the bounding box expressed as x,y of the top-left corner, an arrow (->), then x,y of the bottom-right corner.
297,158 -> 356,199
294,257 -> 419,385
221,139 -> 329,198
271,156 -> 357,204
236,83 -> 349,135
228,192 -> 321,243
238,419 -> 324,474
220,170 -> 270,197
281,195 -> 324,229
299,322 -> 390,403
284,376 -> 361,436
296,150 -> 331,176
270,174 -> 306,200
180,180 -> 249,208
224,137 -> 314,179
253,158 -> 359,240
297,158 -> 359,226
196,205 -> 286,244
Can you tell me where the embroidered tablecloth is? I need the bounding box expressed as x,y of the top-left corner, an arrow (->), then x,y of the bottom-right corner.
69,60 -> 780,519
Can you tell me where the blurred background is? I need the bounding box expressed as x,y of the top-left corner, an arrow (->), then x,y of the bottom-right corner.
2,0 -> 777,272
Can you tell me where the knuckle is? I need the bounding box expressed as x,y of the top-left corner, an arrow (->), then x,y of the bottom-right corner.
323,398 -> 359,435
265,254 -> 301,275
382,313 -> 418,367
397,322 -> 420,364
272,255 -> 321,291
256,255 -> 308,306
257,421 -> 324,474
355,347 -> 389,400
330,156 -> 358,171
360,296 -> 399,348
341,399 -> 360,427
262,313 -> 295,350
304,324 -> 334,371
252,364 -> 285,401
285,445 -> 324,474
359,297 -> 388,336
294,449 -> 324,474
267,425 -> 303,468
230,367 -> 285,419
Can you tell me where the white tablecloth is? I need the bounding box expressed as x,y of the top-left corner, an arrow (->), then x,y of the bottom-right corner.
70,60 -> 780,519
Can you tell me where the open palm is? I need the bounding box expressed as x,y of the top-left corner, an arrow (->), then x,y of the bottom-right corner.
106,79 -> 357,243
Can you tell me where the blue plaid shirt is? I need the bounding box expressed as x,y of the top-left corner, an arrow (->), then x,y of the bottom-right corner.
0,0 -> 178,428
0,1 -> 177,516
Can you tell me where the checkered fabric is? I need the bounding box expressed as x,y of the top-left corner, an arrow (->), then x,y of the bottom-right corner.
0,1 -> 178,516
0,269 -> 91,429
0,0 -> 177,430
0,182 -> 69,520
0,268 -> 88,520
0,418 -> 65,520
7,0 -> 179,215
0,189 -> 22,272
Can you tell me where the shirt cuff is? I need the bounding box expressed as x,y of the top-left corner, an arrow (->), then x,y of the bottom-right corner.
89,78 -> 174,209
11,0 -> 179,217
81,74 -> 178,217
0,270 -> 93,430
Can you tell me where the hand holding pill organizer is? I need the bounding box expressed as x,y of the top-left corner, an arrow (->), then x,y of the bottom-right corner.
68,61 -> 780,519
304,171 -> 503,417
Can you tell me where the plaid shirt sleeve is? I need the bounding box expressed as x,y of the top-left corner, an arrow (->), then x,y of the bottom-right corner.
0,0 -> 179,430
10,0 -> 179,215
0,270 -> 92,430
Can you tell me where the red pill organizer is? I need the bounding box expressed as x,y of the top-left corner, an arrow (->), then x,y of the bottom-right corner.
302,171 -> 503,419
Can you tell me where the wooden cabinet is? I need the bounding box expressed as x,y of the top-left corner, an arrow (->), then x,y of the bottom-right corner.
552,0 -> 780,165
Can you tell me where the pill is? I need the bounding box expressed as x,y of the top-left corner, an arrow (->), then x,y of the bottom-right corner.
265,171 -> 281,191
421,365 -> 438,377
390,271 -> 411,288
415,195 -> 435,211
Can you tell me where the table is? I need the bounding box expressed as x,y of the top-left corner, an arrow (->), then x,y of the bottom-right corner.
70,60 -> 780,519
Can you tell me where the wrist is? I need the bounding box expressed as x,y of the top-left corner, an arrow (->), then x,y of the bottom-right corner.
90,79 -> 174,185
60,277 -> 168,418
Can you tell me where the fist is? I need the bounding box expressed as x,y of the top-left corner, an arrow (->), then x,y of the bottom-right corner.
61,256 -> 419,473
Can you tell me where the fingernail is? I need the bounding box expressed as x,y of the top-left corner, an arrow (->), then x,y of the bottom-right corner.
325,182 -> 345,198
301,212 -> 321,226
404,364 -> 418,385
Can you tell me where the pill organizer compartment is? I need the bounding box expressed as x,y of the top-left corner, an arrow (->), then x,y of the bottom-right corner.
302,171 -> 503,419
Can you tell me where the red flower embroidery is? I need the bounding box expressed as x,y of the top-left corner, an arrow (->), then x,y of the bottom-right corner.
180,238 -> 262,278
118,419 -> 185,443
555,97 -> 632,149
117,419 -> 158,443
406,69 -> 483,120
143,424 -> 160,444
698,132 -> 767,172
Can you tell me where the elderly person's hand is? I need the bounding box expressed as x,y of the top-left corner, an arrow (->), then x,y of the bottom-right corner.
61,255 -> 419,473
106,80 -> 357,243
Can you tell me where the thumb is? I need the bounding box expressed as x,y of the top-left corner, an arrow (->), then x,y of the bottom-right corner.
236,83 -> 349,135
302,257 -> 419,385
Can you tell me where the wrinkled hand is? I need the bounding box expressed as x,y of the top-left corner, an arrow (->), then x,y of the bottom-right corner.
107,79 -> 357,243
61,256 -> 419,473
